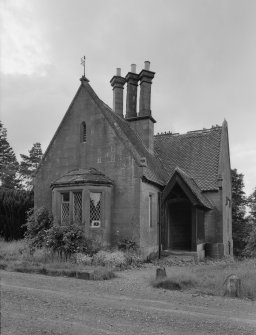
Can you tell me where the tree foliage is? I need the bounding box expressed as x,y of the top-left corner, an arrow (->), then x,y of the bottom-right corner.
20,142 -> 43,190
231,169 -> 248,256
0,188 -> 33,240
24,207 -> 53,250
243,188 -> 256,257
0,121 -> 20,189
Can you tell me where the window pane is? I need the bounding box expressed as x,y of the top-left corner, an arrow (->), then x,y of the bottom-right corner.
73,192 -> 82,224
62,192 -> 69,202
90,192 -> 101,227
61,203 -> 70,224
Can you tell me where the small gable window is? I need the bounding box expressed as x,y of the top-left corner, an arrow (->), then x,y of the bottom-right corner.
80,122 -> 87,142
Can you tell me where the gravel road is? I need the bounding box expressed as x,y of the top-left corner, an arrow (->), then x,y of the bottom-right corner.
1,268 -> 256,335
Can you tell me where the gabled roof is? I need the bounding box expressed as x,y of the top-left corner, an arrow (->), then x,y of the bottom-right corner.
161,167 -> 213,209
51,168 -> 113,188
79,79 -> 166,186
37,78 -> 165,186
154,126 -> 223,191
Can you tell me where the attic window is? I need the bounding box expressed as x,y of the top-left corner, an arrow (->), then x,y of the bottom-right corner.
80,122 -> 87,142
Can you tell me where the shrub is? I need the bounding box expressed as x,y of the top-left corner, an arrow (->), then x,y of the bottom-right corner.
76,253 -> 92,266
24,207 -> 53,250
117,238 -> 137,251
93,250 -> 127,268
45,224 -> 97,259
124,251 -> 144,268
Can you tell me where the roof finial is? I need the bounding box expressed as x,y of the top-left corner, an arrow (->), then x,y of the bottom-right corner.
81,56 -> 86,77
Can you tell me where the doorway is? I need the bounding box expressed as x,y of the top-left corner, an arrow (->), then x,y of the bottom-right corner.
168,202 -> 192,250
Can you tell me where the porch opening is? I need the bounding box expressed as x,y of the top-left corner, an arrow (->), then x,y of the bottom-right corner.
168,201 -> 192,250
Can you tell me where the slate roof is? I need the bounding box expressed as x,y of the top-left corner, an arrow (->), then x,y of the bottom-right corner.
51,168 -> 113,188
154,127 -> 222,191
38,78 -> 223,192
173,167 -> 213,208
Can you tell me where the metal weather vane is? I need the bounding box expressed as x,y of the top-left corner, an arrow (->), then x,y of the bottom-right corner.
81,56 -> 86,77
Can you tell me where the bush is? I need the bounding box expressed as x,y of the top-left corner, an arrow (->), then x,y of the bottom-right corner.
76,253 -> 92,266
24,207 -> 53,250
45,224 -> 97,260
117,238 -> 137,251
124,251 -> 144,268
93,250 -> 127,268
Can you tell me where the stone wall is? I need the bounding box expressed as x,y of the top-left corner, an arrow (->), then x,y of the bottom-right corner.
34,83 -> 142,246
139,181 -> 160,256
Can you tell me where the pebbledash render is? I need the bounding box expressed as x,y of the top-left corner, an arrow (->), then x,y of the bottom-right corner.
34,61 -> 232,259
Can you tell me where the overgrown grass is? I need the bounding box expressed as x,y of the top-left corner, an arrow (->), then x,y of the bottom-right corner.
0,239 -> 117,280
0,239 -> 142,280
152,259 -> 256,300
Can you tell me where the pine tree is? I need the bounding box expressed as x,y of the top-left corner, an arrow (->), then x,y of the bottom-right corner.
231,169 -> 248,256
19,142 -> 43,190
0,121 -> 20,189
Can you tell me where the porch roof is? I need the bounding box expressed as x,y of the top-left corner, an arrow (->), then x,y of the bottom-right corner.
162,167 -> 213,209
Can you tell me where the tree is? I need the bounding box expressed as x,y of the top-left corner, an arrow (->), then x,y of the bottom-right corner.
19,142 -> 43,190
0,121 -> 20,189
0,188 -> 33,240
243,188 -> 256,257
231,169 -> 249,256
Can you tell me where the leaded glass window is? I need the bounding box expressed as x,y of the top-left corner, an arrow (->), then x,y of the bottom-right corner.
73,192 -> 82,224
90,192 -> 101,227
61,192 -> 70,224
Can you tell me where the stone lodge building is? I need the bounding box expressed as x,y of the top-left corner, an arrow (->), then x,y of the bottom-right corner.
34,61 -> 232,259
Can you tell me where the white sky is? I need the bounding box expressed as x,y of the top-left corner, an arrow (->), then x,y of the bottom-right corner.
0,0 -> 255,195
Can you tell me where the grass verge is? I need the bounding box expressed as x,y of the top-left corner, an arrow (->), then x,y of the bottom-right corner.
0,240 -> 116,281
151,259 -> 256,300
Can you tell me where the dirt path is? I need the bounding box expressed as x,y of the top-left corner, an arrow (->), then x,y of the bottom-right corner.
1,268 -> 256,335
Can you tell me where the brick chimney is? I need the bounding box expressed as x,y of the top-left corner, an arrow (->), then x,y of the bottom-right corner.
125,64 -> 139,119
126,61 -> 156,154
110,68 -> 126,117
138,61 -> 155,117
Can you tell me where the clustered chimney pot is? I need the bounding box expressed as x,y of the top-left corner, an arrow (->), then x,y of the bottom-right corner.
110,68 -> 126,117
144,61 -> 150,71
131,64 -> 137,73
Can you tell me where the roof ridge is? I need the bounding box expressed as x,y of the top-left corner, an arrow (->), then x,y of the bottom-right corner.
154,126 -> 221,138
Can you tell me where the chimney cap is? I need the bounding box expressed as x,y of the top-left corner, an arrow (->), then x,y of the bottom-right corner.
131,64 -> 136,73
144,61 -> 150,70
116,68 -> 121,76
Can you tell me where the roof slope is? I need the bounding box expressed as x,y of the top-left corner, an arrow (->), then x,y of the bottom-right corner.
154,126 -> 222,191
37,77 -> 165,186
81,80 -> 166,186
174,167 -> 213,208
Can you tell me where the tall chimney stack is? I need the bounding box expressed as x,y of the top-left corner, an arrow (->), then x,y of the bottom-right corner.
110,68 -> 126,117
138,61 -> 155,117
125,64 -> 139,119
